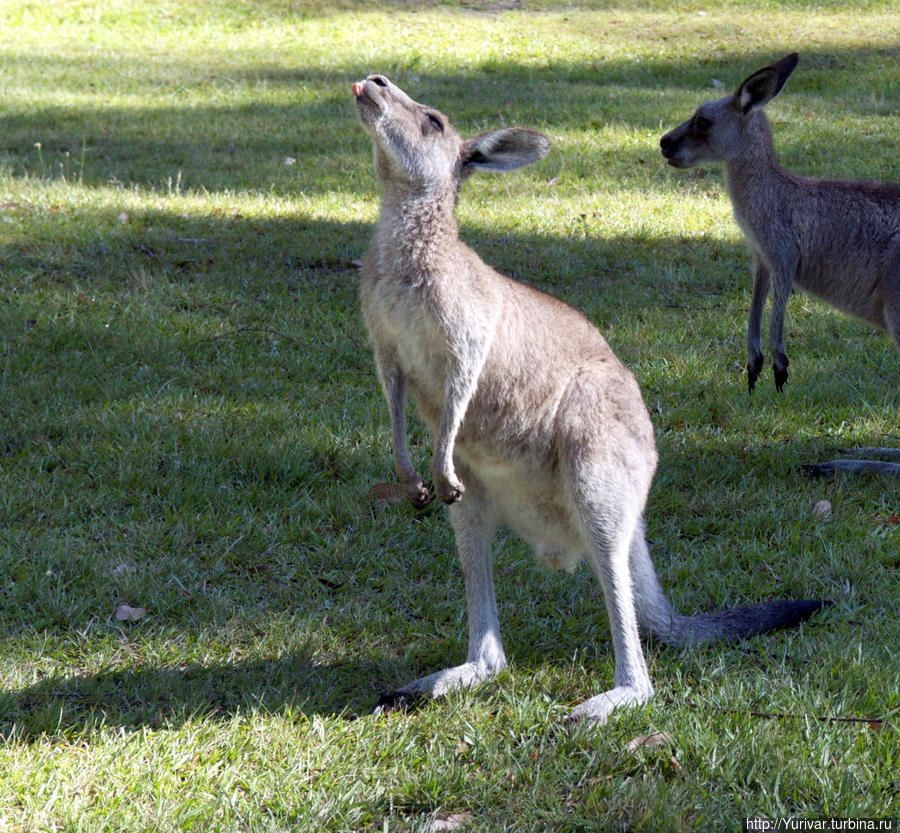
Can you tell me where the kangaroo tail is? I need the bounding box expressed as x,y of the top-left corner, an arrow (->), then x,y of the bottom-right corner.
656,599 -> 828,648
628,523 -> 828,648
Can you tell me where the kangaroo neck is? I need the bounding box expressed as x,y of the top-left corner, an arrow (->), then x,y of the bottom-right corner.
722,114 -> 786,208
376,185 -> 460,269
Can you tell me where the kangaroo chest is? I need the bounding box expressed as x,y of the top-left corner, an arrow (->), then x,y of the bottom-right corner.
361,267 -> 456,427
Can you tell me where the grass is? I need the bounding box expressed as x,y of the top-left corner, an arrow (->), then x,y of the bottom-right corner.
0,0 -> 898,830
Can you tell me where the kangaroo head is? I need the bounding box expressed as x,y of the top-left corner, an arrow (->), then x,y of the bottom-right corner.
659,53 -> 799,168
353,75 -> 550,196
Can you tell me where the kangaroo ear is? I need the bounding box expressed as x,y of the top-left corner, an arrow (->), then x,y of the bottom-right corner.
734,53 -> 799,115
461,128 -> 550,176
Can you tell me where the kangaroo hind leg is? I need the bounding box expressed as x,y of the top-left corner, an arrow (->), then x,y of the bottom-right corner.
376,469 -> 505,711
566,479 -> 654,727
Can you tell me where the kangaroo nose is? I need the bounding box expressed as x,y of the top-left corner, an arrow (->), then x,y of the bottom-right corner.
659,134 -> 675,157
369,75 -> 389,88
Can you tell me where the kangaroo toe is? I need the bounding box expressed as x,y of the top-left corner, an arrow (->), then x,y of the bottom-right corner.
373,689 -> 428,715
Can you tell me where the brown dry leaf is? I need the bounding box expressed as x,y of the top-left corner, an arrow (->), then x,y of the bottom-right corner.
115,603 -> 147,622
626,731 -> 672,754
432,813 -> 473,832
371,482 -> 401,513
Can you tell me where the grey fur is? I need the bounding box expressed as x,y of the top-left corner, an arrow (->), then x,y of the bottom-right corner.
354,75 -> 824,725
660,53 -> 900,392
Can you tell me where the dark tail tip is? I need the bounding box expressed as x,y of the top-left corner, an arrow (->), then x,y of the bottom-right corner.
675,598 -> 831,647
786,598 -> 830,622
739,598 -> 829,638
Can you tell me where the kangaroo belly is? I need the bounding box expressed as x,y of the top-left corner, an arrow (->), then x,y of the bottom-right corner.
455,445 -> 588,570
796,260 -> 887,329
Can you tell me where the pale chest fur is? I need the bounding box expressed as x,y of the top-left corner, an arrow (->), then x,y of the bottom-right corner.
360,236 -> 487,432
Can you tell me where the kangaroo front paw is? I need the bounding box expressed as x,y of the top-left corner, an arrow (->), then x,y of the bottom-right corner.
399,473 -> 433,509
434,472 -> 465,504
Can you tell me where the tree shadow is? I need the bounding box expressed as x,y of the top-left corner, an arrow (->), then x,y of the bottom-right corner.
1,42 -> 897,192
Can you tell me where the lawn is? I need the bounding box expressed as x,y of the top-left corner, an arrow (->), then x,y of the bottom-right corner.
0,1 -> 898,830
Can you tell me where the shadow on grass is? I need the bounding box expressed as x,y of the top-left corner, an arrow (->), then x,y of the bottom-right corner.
0,653 -> 400,740
0,43 -> 897,192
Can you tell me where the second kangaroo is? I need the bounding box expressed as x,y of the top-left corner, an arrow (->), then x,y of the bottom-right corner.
661,53 -> 900,392
354,75 -> 824,726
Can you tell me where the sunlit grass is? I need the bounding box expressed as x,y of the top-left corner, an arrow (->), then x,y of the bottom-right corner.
0,0 -> 898,830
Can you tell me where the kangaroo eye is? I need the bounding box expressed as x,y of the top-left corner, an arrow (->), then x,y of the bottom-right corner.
426,113 -> 444,133
695,116 -> 713,132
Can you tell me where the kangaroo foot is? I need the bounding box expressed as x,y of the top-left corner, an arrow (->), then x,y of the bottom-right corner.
773,353 -> 789,392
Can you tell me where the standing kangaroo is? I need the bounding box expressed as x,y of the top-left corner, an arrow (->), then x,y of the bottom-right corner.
660,53 -> 900,392
354,74 -> 824,725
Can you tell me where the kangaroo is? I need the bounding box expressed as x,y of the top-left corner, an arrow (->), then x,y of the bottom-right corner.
660,53 -> 900,393
354,74 -> 825,726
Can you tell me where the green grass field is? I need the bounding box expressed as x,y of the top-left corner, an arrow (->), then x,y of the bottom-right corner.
0,1 -> 898,830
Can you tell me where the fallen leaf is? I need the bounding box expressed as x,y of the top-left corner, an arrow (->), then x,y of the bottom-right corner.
813,499 -> 832,519
371,482 -> 401,513
115,604 -> 147,622
626,731 -> 671,753
117,211 -> 129,224
1,202 -> 20,211
433,813 -> 473,832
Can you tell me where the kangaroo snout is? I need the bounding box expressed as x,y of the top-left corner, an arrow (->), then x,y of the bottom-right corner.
353,75 -> 392,105
659,123 -> 691,167
659,133 -> 676,157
